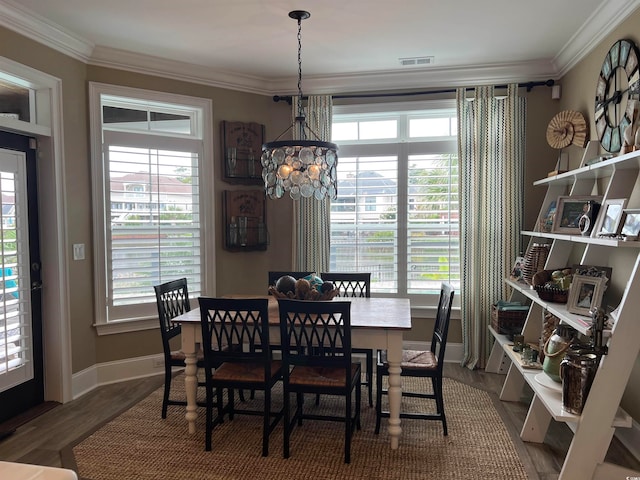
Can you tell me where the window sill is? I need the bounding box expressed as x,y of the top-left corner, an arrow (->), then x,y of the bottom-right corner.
94,317 -> 157,336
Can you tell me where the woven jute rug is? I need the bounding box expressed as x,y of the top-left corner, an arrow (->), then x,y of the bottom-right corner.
69,375 -> 534,480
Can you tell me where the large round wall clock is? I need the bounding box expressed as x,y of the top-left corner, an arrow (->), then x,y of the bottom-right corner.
595,39 -> 640,153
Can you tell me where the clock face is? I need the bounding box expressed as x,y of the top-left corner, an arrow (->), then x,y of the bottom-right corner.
594,39 -> 640,152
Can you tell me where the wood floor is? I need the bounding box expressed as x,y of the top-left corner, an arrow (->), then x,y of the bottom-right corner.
0,364 -> 638,479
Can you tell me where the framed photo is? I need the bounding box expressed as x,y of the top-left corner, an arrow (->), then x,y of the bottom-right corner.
510,256 -> 526,282
567,274 -> 607,316
538,200 -> 556,233
594,198 -> 627,236
551,196 -> 603,234
572,264 -> 612,290
619,208 -> 640,239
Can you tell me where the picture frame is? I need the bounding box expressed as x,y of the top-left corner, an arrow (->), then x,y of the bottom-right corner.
594,198 -> 627,236
619,208 -> 640,239
567,274 -> 607,316
510,256 -> 526,282
551,196 -> 603,234
538,200 -> 557,233
572,264 -> 612,290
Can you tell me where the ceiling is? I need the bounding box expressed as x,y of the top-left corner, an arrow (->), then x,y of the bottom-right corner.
2,0 -> 640,96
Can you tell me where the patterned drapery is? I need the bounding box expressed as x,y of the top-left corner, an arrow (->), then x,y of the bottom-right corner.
457,84 -> 526,369
291,95 -> 333,273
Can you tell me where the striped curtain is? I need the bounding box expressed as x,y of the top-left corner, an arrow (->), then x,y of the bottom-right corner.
291,95 -> 333,273
457,84 -> 526,369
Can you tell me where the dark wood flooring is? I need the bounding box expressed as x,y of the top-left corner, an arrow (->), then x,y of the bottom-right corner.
0,364 -> 638,479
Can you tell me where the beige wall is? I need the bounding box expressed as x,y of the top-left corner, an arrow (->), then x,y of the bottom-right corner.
557,9 -> 640,422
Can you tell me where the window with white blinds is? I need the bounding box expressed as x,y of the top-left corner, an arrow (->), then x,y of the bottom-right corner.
0,155 -> 32,388
331,101 -> 460,305
90,84 -> 210,331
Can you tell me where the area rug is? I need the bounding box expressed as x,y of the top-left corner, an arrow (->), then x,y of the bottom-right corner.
68,375 -> 534,480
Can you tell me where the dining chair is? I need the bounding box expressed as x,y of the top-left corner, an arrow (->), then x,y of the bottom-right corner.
320,272 -> 373,406
154,278 -> 205,419
198,297 -> 284,456
277,298 -> 361,464
375,282 -> 455,435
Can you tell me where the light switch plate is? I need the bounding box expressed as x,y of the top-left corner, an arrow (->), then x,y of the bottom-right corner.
73,243 -> 85,260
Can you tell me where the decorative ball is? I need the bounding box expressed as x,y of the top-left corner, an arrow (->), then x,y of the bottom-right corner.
321,281 -> 334,293
303,274 -> 324,292
275,275 -> 297,295
295,278 -> 311,298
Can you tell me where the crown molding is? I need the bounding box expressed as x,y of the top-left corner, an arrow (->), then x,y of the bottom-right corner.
554,0 -> 640,77
0,0 -> 637,95
0,0 -> 93,62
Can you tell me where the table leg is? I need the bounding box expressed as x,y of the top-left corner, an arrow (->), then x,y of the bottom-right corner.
181,323 -> 198,434
386,333 -> 403,449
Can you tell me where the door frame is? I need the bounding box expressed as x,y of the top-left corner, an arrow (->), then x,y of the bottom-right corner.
0,57 -> 71,403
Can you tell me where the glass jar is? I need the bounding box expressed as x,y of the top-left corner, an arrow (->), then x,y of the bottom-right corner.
542,324 -> 576,382
561,349 -> 599,414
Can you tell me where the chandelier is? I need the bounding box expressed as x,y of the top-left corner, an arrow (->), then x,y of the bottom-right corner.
261,10 -> 339,201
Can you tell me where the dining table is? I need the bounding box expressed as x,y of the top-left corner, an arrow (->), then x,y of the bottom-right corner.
172,295 -> 411,449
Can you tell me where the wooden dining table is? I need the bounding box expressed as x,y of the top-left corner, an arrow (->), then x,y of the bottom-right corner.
172,295 -> 411,449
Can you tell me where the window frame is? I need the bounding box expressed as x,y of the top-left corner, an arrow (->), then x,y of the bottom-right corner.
332,100 -> 460,310
89,82 -> 215,335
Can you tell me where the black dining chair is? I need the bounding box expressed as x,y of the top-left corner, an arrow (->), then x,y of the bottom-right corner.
198,297 -> 284,456
154,278 -> 204,419
277,298 -> 361,464
375,282 -> 454,435
320,272 -> 373,406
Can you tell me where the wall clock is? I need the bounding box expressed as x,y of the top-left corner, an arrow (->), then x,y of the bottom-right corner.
594,39 -> 640,152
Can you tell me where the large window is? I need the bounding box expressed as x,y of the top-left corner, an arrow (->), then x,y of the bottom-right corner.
330,101 -> 460,304
90,83 -> 213,334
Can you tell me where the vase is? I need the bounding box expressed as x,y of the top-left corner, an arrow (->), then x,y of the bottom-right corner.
542,324 -> 576,382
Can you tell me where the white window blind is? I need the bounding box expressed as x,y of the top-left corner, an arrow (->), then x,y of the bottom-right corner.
0,151 -> 33,390
331,102 -> 460,303
104,133 -> 201,320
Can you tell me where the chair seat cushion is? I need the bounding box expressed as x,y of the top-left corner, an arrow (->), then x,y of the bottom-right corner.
380,349 -> 437,370
213,360 -> 282,383
289,364 -> 360,387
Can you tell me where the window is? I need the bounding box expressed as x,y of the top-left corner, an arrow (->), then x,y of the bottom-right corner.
331,101 -> 459,305
90,83 -> 213,334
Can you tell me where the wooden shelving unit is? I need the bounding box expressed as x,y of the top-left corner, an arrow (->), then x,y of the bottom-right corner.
486,150 -> 640,480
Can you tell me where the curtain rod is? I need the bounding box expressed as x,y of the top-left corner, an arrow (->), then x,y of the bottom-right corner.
272,79 -> 555,104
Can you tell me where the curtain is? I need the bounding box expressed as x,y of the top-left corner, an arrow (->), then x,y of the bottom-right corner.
457,84 -> 526,369
291,95 -> 333,273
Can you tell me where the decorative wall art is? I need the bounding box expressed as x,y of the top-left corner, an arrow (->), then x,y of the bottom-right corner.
221,121 -> 265,184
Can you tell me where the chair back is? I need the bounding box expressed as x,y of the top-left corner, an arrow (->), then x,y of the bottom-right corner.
321,272 -> 370,298
277,299 -> 352,371
268,271 -> 314,293
431,283 -> 455,370
198,297 -> 271,369
154,278 -> 191,346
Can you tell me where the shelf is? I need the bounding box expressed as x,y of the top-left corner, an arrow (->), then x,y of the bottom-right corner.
501,343 -> 631,427
521,230 -> 640,247
505,278 -> 611,337
534,149 -> 640,187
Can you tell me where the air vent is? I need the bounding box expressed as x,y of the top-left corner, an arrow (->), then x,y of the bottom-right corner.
399,56 -> 434,66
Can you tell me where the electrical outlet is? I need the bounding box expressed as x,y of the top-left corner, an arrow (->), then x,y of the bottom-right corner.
152,357 -> 164,368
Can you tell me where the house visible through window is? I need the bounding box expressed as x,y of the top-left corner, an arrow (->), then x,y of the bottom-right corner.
330,101 -> 460,305
90,83 -> 212,333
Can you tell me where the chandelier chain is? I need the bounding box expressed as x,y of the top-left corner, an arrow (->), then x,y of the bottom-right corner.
297,16 -> 304,119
